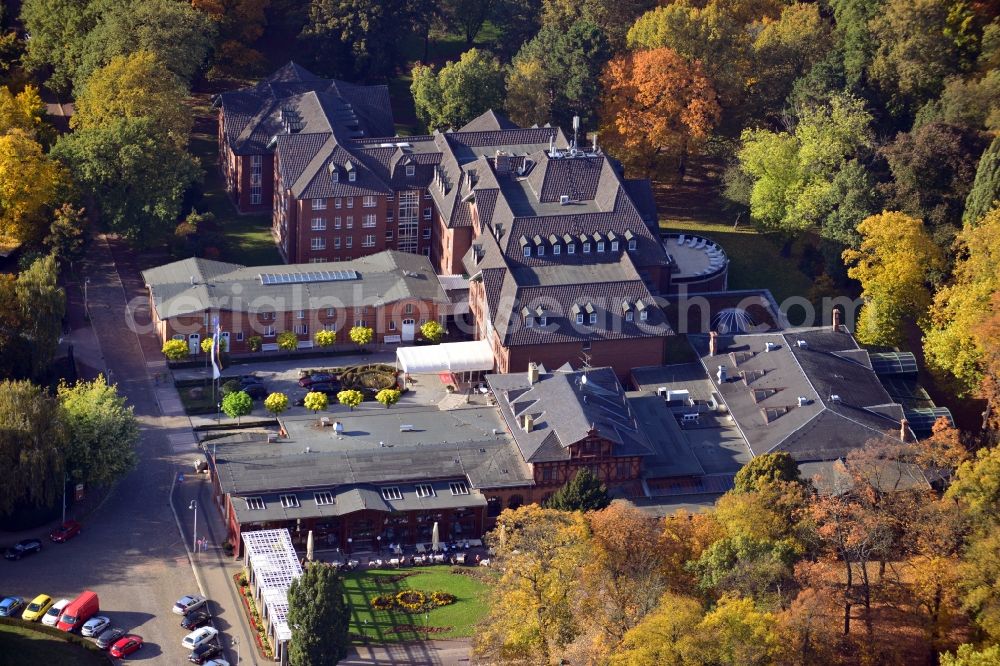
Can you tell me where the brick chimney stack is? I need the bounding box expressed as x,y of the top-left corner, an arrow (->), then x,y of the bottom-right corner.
709,331 -> 718,356
900,418 -> 911,442
833,308 -> 842,332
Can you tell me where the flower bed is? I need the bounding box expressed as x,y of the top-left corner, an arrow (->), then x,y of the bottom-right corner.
369,589 -> 457,613
232,572 -> 273,659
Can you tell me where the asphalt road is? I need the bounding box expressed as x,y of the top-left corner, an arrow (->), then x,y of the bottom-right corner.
0,237 -> 257,665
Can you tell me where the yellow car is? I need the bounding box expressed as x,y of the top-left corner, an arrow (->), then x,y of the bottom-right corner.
21,594 -> 54,622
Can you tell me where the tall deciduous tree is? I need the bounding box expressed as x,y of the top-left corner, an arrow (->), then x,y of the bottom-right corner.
964,136 -> 1000,226
687,595 -> 784,666
828,0 -> 883,94
440,0 -> 496,45
58,375 -> 139,489
20,0 -> 102,94
843,211 -> 943,346
0,379 -> 66,515
16,254 -> 65,377
0,86 -> 47,139
542,0 -> 655,50
72,51 -> 193,148
52,117 -> 201,246
286,564 -> 350,666
300,0 -> 406,81
44,204 -> 88,267
733,452 -> 802,493
0,131 -> 69,245
411,49 -> 506,130
192,0 -> 270,76
474,505 -> 590,663
505,19 -> 610,131
545,468 -> 611,512
599,47 -> 720,175
609,592 -> 702,665
924,208 -> 1000,396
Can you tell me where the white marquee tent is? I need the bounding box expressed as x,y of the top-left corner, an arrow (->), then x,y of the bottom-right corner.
396,340 -> 495,375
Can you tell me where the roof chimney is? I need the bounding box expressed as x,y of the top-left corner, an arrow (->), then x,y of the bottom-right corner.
716,365 -> 727,383
709,331 -> 718,356
527,362 -> 539,385
833,307 -> 842,332
900,418 -> 911,442
523,414 -> 534,432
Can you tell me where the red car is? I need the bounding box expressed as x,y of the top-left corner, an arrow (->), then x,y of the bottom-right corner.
298,372 -> 335,387
110,634 -> 143,658
49,520 -> 81,543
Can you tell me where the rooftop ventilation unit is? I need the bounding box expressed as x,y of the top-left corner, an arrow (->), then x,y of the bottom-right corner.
717,365 -> 728,383
559,195 -> 571,205
797,396 -> 811,407
764,342 -> 776,352
400,424 -> 414,432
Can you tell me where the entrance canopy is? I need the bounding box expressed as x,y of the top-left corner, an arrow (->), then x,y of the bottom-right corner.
396,340 -> 495,374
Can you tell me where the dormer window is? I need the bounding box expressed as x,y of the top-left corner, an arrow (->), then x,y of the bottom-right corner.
628,239 -> 637,251
611,240 -> 619,251
553,244 -> 561,255
625,311 -> 634,321
636,299 -> 649,321
332,170 -> 339,183
576,313 -> 584,324
597,241 -> 605,252
538,245 -> 545,256
521,306 -> 533,327
583,242 -> 591,253
640,310 -> 648,321
523,247 -> 531,257
539,316 -> 547,326
567,243 -> 575,255
589,313 -> 597,324
406,165 -> 416,177
348,171 -> 356,182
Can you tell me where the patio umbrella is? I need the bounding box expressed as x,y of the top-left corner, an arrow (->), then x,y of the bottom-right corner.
431,522 -> 440,552
306,530 -> 314,562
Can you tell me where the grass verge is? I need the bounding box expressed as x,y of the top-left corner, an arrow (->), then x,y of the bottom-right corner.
0,621 -> 112,666
342,566 -> 488,642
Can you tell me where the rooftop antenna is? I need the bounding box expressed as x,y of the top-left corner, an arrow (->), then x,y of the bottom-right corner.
572,116 -> 580,151
548,136 -> 556,157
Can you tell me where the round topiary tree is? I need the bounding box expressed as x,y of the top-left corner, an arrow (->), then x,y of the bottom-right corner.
277,330 -> 299,351
248,335 -> 263,352
337,389 -> 364,411
264,392 -> 289,417
314,329 -> 336,348
162,339 -> 188,360
200,337 -> 214,354
420,320 -> 445,343
349,326 -> 374,349
221,379 -> 241,396
221,390 -> 253,424
303,391 -> 329,420
375,388 -> 401,408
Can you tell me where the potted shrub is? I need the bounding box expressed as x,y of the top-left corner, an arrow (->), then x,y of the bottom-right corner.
248,335 -> 263,352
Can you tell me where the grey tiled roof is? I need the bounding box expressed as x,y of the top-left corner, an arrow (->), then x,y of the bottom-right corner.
142,251 -> 449,318
459,109 -> 519,132
689,327 -> 911,463
488,365 -> 657,463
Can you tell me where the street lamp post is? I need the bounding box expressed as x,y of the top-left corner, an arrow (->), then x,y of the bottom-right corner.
83,278 -> 90,317
189,500 -> 198,554
217,402 -> 221,424
61,472 -> 67,525
232,637 -> 239,664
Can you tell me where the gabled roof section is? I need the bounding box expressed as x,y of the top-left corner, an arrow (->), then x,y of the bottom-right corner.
459,109 -> 519,132
487,366 -> 657,463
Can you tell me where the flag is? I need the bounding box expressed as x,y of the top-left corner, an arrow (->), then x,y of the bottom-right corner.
211,317 -> 222,380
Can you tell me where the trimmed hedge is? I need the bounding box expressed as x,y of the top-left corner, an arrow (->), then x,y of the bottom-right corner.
167,347 -> 372,369
0,617 -> 115,664
193,419 -> 278,433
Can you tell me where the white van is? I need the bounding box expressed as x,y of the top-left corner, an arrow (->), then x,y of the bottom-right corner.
42,598 -> 71,627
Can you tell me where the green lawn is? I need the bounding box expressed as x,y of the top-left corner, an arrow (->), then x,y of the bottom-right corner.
342,566 -> 490,642
0,623 -> 110,665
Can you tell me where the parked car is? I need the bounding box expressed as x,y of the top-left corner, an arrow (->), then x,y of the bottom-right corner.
41,599 -> 70,627
298,372 -> 335,387
5,538 -> 42,560
242,383 -> 267,399
49,520 -> 82,543
22,594 -> 54,622
182,626 -> 219,650
237,374 -> 261,386
95,627 -> 126,650
57,590 -> 100,632
0,596 -> 23,617
204,660 -> 231,666
180,609 -> 212,630
187,642 -> 222,664
305,381 -> 339,394
173,594 -> 208,615
109,634 -> 143,658
81,615 -> 111,637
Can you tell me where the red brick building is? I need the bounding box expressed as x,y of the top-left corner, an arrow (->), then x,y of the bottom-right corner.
141,251 -> 451,354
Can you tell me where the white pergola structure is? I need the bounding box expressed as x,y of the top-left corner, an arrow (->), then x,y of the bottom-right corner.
242,529 -> 303,664
396,339 -> 495,376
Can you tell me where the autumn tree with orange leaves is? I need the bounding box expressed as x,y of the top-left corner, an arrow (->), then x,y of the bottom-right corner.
599,47 -> 720,176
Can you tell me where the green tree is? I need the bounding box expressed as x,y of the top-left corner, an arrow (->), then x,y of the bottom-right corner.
20,0 -> 102,94
0,130 -> 70,245
736,95 -> 876,239
829,0 -> 882,94
542,0 -> 656,50
51,117 -> 200,246
375,388 -> 401,408
57,375 -> 139,489
687,595 -> 783,666
941,644 -> 1000,666
72,50 -> 193,148
843,211 -> 943,346
411,49 -> 506,130
44,204 -> 87,267
0,85 -> 48,139
610,592 -> 703,666
303,390 -> 328,416
299,0 -> 406,80
74,0 -> 215,90
314,329 -> 336,347
419,320 -> 444,343
277,330 -> 298,351
880,122 -> 986,238
16,254 -> 65,378
544,468 -> 611,512
440,0 -> 496,45
691,535 -> 799,604
286,564 -> 350,666
506,19 -> 610,131
733,452 -> 802,493
221,390 -> 253,424
336,389 -> 363,411
247,335 -> 263,352
264,392 -> 289,416
915,70 -> 1000,134
348,325 -> 373,349
0,380 -> 66,515
964,136 -> 1000,227
162,339 -> 188,360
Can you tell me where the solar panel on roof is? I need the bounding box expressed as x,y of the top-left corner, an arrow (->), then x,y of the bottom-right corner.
870,352 -> 918,376
258,270 -> 360,285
